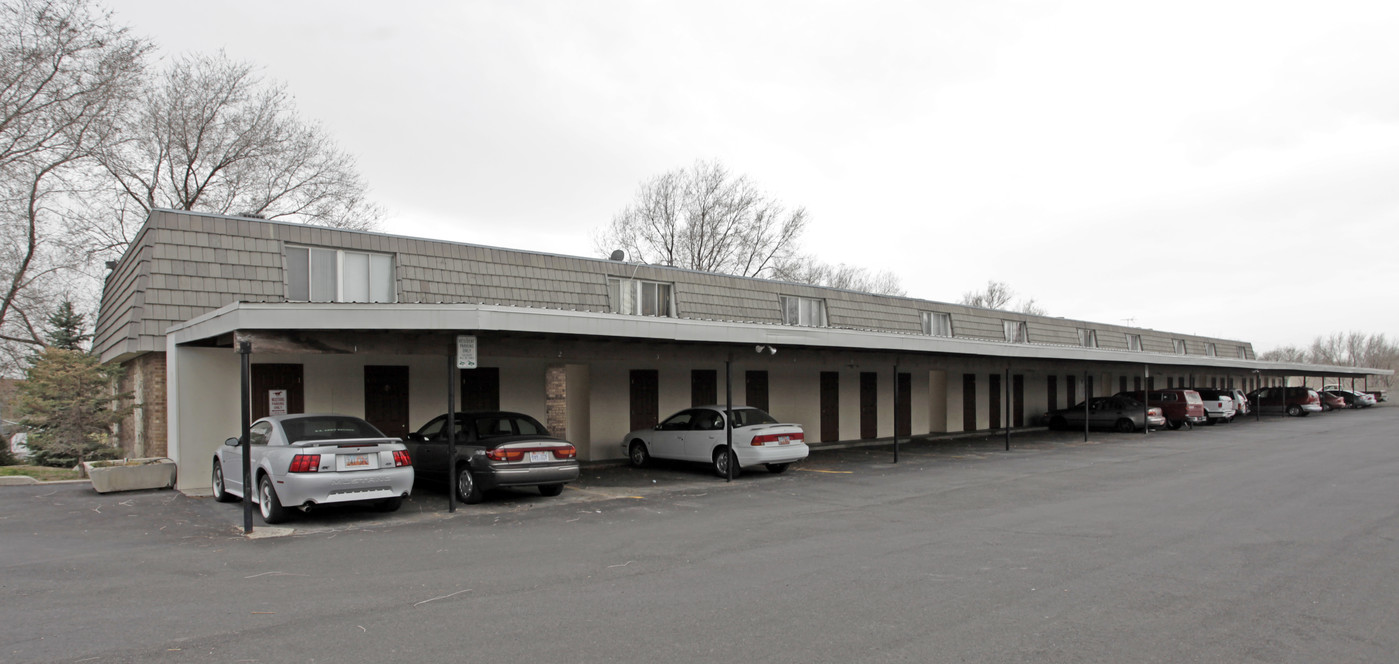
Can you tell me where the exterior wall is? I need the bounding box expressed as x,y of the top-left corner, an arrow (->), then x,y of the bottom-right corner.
169,346 -> 241,491
116,352 -> 167,458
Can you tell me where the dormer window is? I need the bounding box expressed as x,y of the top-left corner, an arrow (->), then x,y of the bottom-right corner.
608,278 -> 675,316
1173,339 -> 1186,354
1205,342 -> 1217,357
285,246 -> 395,302
1127,334 -> 1143,351
781,296 -> 827,327
922,312 -> 953,337
1078,328 -> 1098,348
1003,320 -> 1028,343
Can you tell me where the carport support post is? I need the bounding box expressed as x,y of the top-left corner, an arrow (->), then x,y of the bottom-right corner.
893,361 -> 900,463
1143,365 -> 1149,436
447,352 -> 457,513
238,340 -> 253,534
724,357 -> 734,482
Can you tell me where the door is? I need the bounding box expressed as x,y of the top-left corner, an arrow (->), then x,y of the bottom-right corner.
682,408 -> 725,460
989,373 -> 1002,429
650,408 -> 695,460
820,372 -> 839,443
860,372 -> 878,440
364,365 -> 409,438
1047,375 -> 1058,412
691,369 -> 717,407
745,371 -> 769,412
896,372 -> 912,437
630,370 -> 659,432
1012,374 -> 1024,427
963,374 -> 977,432
460,367 -> 500,412
1066,374 -> 1077,406
251,364 -> 303,420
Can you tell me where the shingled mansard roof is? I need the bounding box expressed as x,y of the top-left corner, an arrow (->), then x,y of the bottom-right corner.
94,209 -> 1387,380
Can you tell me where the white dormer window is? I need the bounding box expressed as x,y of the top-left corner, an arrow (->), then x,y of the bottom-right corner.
285,246 -> 395,303
1173,339 -> 1186,354
1078,329 -> 1098,348
1127,334 -> 1143,351
1205,342 -> 1217,357
781,296 -> 827,327
922,312 -> 953,337
1003,320 -> 1028,343
608,278 -> 675,317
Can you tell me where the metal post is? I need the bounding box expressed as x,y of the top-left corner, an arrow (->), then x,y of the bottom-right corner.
1143,365 -> 1149,435
724,357 -> 734,482
892,362 -> 900,463
447,351 -> 457,513
238,340 -> 253,534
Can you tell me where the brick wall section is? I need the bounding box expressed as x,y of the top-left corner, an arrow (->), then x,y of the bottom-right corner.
94,210 -> 1257,364
115,352 -> 167,458
545,364 -> 567,440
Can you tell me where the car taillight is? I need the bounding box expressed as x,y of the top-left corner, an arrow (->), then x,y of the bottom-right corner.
393,450 -> 411,467
553,445 -> 577,460
288,454 -> 320,473
486,448 -> 524,462
487,445 -> 576,462
751,432 -> 804,446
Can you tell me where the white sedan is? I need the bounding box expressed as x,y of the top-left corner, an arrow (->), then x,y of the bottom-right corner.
621,406 -> 808,477
211,414 -> 414,524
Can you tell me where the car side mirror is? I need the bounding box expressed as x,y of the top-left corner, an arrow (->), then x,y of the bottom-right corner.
224,437 -> 240,447
406,432 -> 426,442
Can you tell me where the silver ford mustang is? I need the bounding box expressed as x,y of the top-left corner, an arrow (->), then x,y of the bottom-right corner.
211,414 -> 414,524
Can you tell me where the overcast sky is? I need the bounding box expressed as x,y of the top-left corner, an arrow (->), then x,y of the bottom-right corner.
108,0 -> 1399,352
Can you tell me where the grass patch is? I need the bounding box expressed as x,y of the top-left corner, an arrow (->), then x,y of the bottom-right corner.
0,465 -> 84,482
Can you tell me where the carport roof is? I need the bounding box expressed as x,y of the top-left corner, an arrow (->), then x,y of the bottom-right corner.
166,302 -> 1391,379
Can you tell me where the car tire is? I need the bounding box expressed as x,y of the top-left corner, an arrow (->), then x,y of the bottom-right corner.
1167,419 -> 1183,430
1115,418 -> 1135,433
1286,404 -> 1302,417
766,463 -> 790,474
456,465 -> 482,504
258,474 -> 288,524
713,448 -> 741,479
212,461 -> 238,503
1048,417 -> 1066,431
538,484 -> 565,497
377,496 -> 403,512
1203,417 -> 1216,425
628,440 -> 651,468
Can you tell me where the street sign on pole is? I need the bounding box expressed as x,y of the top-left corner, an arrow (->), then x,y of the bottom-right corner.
456,335 -> 478,370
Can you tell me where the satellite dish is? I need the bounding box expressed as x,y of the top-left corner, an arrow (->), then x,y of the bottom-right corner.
609,250 -> 626,261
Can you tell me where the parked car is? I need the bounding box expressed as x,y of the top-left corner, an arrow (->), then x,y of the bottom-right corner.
622,406 -> 808,478
1044,396 -> 1166,432
1225,388 -> 1251,416
1190,389 -> 1238,424
211,414 -> 414,524
405,411 -> 579,504
1324,384 -> 1386,403
1247,387 -> 1323,416
1323,389 -> 1376,409
1116,390 -> 1208,430
1317,391 -> 1347,412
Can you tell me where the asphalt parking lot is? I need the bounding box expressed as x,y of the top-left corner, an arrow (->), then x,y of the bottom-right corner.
3,404 -> 1397,663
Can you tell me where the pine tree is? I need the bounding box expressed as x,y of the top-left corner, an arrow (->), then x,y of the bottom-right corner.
16,348 -> 130,467
45,301 -> 91,351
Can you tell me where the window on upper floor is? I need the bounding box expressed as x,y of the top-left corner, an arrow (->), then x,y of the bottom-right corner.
922,312 -> 953,337
285,246 -> 395,302
1237,347 -> 1247,359
608,278 -> 675,317
1078,328 -> 1098,348
781,296 -> 827,327
1127,334 -> 1143,351
1173,339 -> 1186,354
1003,320 -> 1029,343
1205,342 -> 1217,357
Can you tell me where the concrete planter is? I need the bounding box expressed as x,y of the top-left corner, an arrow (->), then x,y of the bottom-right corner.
82,458 -> 178,494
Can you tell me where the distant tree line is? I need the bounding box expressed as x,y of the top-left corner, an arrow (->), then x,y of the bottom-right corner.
1259,332 -> 1397,388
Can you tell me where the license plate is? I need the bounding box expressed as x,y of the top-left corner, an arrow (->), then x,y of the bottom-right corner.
528,451 -> 551,463
778,436 -> 790,444
338,453 -> 376,471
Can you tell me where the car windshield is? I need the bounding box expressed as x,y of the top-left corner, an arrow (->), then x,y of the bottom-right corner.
281,416 -> 383,443
728,408 -> 778,427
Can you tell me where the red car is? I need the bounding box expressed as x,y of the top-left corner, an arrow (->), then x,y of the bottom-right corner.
1116,390 -> 1208,430
1318,391 -> 1347,412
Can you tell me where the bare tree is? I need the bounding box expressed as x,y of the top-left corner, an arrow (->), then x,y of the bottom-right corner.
91,50 -> 382,252
1258,346 -> 1308,363
771,259 -> 906,296
596,161 -> 806,279
959,279 -> 1044,315
0,0 -> 148,372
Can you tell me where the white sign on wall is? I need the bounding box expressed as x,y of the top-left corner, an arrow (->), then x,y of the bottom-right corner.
456,335 -> 478,370
269,389 -> 288,416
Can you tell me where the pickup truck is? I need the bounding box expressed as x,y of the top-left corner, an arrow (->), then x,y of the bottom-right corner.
1192,388 -> 1238,424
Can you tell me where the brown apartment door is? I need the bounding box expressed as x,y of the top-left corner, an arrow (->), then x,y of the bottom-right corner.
746,371 -> 769,413
630,370 -> 659,432
460,367 -> 500,412
820,372 -> 839,442
859,372 -> 878,440
989,373 -> 1002,429
691,369 -> 717,407
1013,374 -> 1024,427
364,365 -> 409,438
1047,375 -> 1058,411
896,372 -> 912,437
251,364 -> 303,421
963,373 -> 977,432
